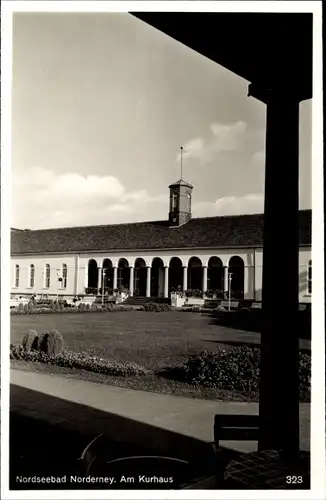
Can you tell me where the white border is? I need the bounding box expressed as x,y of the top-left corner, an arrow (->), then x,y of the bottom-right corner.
1,1 -> 324,500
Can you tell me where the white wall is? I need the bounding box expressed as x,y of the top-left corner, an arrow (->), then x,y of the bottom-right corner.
253,247 -> 311,302
10,246 -> 312,302
10,254 -> 77,297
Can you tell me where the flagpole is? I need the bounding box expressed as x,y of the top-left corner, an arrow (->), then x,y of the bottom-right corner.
180,146 -> 183,179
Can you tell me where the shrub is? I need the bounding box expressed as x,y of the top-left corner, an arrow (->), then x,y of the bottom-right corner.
78,303 -> 86,311
21,329 -> 38,351
178,347 -> 311,400
185,289 -> 203,298
181,305 -> 201,312
18,303 -> 24,312
85,303 -> 90,311
112,305 -> 135,312
143,303 -> 172,312
10,343 -> 148,377
39,329 -> 64,355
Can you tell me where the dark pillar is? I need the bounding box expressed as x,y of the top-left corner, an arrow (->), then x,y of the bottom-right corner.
249,84 -> 300,457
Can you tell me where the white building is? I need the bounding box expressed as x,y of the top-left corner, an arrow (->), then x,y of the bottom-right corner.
10,179 -> 312,303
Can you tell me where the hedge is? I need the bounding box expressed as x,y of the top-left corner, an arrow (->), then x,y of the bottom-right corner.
179,347 -> 311,401
10,343 -> 148,377
10,302 -> 173,315
142,303 -> 172,312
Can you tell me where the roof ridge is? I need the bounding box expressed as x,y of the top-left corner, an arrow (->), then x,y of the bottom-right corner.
11,208 -> 311,232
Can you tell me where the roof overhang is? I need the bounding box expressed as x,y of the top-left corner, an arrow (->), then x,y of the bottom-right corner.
131,12 -> 312,102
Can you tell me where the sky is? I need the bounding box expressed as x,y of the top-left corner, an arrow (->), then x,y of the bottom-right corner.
11,12 -> 312,230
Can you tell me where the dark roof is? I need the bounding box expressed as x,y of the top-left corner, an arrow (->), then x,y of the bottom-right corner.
169,179 -> 193,189
11,210 -> 311,256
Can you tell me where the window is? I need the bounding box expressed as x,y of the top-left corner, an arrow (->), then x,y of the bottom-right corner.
44,264 -> 50,288
187,193 -> 191,210
29,264 -> 35,288
172,193 -> 178,210
62,264 -> 67,288
308,259 -> 312,294
14,265 -> 20,287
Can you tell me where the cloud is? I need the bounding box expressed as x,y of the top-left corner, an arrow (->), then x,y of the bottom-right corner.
179,120 -> 248,166
192,193 -> 264,217
215,193 -> 264,215
252,150 -> 265,168
12,166 -> 167,229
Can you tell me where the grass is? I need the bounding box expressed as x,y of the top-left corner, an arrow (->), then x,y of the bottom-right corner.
10,311 -> 311,401
11,311 -> 261,370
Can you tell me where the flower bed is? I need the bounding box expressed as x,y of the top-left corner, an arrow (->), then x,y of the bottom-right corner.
10,343 -> 148,377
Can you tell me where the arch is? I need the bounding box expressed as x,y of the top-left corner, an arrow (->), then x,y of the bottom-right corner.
44,264 -> 51,288
102,258 -> 113,293
134,258 -> 147,296
187,256 -> 202,267
62,263 -> 68,289
151,257 -> 165,297
188,256 -> 203,291
29,264 -> 35,288
229,256 -> 244,299
117,258 -> 130,290
87,259 -> 98,289
169,257 -> 183,293
308,259 -> 312,294
14,264 -> 20,287
118,258 -> 129,268
207,256 -> 223,292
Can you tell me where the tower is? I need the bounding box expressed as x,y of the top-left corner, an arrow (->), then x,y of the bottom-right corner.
168,179 -> 193,227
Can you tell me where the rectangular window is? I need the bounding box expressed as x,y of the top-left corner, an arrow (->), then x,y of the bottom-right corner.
14,265 -> 20,287
45,264 -> 50,288
29,265 -> 35,288
308,260 -> 312,294
62,264 -> 67,288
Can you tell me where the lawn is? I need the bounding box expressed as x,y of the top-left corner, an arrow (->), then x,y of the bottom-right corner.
10,311 -> 311,402
11,311 -> 267,371
10,311 -> 311,371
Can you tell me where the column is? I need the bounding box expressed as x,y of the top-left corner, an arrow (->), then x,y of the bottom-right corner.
164,266 -> 169,298
182,266 -> 188,292
113,267 -> 118,290
97,267 -> 102,295
249,83 -> 300,457
129,266 -> 134,297
223,266 -> 228,293
244,265 -> 255,300
146,266 -> 151,298
84,264 -> 88,289
74,255 -> 79,296
202,266 -> 208,293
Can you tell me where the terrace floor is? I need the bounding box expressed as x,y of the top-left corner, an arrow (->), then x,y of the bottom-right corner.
10,370 -> 310,489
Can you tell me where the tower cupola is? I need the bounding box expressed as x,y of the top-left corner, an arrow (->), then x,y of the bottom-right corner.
168,178 -> 193,227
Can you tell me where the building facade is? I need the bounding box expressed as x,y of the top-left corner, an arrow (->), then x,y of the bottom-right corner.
10,180 -> 312,303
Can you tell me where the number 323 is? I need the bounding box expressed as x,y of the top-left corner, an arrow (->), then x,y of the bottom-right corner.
286,476 -> 303,484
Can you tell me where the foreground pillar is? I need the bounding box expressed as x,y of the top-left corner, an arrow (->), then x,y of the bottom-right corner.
146,266 -> 151,297
113,267 -> 118,290
249,83 -> 300,457
164,267 -> 169,298
182,266 -> 188,292
97,267 -> 102,294
129,267 -> 134,297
